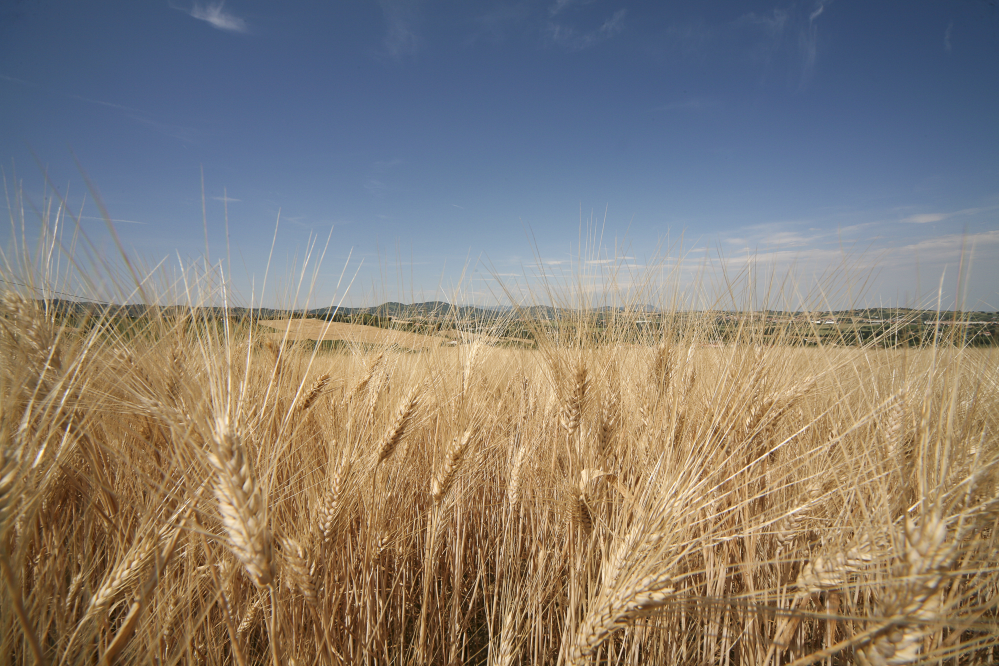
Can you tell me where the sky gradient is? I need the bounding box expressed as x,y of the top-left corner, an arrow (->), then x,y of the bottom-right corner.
2,1 -> 997,310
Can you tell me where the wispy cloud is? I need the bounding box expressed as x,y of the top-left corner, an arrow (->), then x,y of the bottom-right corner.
365,179 -> 389,197
655,97 -> 713,112
0,73 -> 35,86
79,215 -> 147,225
798,0 -> 830,88
452,204 -> 464,209
466,4 -> 533,45
127,114 -> 201,144
900,207 -> 991,224
548,8 -> 626,51
739,8 -> 789,37
549,0 -> 596,17
945,21 -> 953,53
212,195 -> 241,203
378,0 -> 420,58
903,213 -> 950,224
809,1 -> 828,23
891,229 -> 999,265
188,1 -> 249,34
54,88 -> 201,143
373,158 -> 403,172
68,93 -> 141,114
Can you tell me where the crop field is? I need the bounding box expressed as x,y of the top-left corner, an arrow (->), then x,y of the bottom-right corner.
0,286 -> 997,666
257,318 -> 442,351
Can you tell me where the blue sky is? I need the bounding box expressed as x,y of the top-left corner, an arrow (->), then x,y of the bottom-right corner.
1,1 -> 997,310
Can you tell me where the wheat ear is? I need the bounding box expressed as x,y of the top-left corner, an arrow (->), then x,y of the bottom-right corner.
376,385 -> 420,464
296,373 -> 330,415
237,595 -> 264,637
0,448 -> 20,530
280,537 -> 316,605
432,429 -> 473,503
857,512 -> 954,666
560,361 -> 589,434
265,339 -> 283,379
796,542 -> 875,594
316,462 -> 342,542
652,343 -> 675,393
596,388 -> 619,457
88,530 -> 161,618
346,352 -> 383,404
571,486 -> 593,535
207,417 -> 274,588
461,341 -> 482,395
507,443 -> 527,510
884,390 -> 906,459
568,572 -> 675,664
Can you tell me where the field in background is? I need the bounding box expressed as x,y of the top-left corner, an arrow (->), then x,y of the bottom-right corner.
1,292 -> 996,665
257,318 -> 442,350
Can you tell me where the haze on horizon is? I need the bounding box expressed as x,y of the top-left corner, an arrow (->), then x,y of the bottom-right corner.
1,1 -> 997,311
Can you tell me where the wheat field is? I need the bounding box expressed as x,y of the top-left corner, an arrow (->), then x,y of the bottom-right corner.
1,187 -> 997,666
1,278 -> 997,666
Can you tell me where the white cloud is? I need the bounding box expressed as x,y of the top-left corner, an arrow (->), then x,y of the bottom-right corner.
212,195 -> 241,202
188,1 -> 249,34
